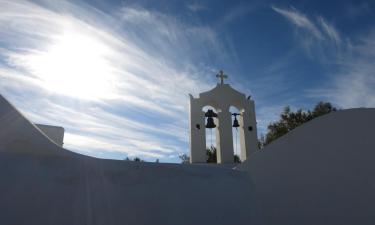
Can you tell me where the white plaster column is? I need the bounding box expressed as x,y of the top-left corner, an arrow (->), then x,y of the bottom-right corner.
216,110 -> 234,163
189,98 -> 206,163
239,101 -> 258,161
248,100 -> 259,154
239,112 -> 248,161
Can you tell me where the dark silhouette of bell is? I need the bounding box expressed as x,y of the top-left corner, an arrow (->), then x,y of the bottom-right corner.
205,109 -> 217,117
206,117 -> 216,128
233,117 -> 240,128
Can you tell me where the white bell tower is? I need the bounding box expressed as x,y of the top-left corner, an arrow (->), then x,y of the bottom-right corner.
189,71 -> 258,163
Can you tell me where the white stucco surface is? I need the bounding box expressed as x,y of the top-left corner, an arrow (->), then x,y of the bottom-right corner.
0,95 -> 255,225
238,108 -> 375,225
35,124 -> 65,147
1,93 -> 375,225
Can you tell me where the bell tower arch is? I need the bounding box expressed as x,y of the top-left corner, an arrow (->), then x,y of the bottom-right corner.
189,71 -> 258,164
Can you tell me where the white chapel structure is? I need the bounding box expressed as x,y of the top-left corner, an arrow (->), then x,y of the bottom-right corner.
189,71 -> 258,163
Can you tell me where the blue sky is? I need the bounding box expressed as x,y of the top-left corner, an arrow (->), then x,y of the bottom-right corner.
0,0 -> 374,162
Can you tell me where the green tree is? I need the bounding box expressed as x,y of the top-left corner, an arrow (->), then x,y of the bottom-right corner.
233,154 -> 241,163
263,101 -> 337,146
312,101 -> 337,117
178,148 -> 242,164
179,153 -> 190,164
206,146 -> 217,163
206,146 -> 241,163
133,157 -> 141,162
124,156 -> 145,162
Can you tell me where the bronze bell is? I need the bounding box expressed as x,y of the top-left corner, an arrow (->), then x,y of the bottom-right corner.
206,117 -> 216,128
232,113 -> 240,128
233,116 -> 240,128
205,109 -> 218,117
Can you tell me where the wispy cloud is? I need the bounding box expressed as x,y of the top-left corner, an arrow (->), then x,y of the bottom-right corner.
307,30 -> 375,108
272,6 -> 342,47
272,6 -> 323,40
317,16 -> 341,45
218,4 -> 258,27
271,5 -> 374,109
186,3 -> 207,12
271,5 -> 351,73
0,0 -> 226,162
2,0 -> 372,162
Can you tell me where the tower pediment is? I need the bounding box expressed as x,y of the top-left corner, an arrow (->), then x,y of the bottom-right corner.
196,84 -> 247,111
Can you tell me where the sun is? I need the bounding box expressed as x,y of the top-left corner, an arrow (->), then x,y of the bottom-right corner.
28,31 -> 116,100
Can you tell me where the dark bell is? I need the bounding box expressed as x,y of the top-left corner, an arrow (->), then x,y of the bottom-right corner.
205,109 -> 218,117
206,117 -> 216,128
233,117 -> 240,128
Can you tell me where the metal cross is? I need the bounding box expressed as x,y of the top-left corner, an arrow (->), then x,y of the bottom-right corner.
216,70 -> 228,85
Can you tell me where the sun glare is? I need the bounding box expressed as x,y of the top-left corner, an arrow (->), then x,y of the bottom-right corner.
28,32 -> 116,99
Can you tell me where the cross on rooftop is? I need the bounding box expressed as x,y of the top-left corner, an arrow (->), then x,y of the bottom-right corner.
216,70 -> 228,85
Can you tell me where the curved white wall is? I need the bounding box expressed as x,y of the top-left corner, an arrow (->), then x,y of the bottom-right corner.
238,109 -> 375,225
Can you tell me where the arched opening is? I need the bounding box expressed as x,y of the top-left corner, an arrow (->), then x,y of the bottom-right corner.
202,105 -> 219,163
230,105 -> 242,163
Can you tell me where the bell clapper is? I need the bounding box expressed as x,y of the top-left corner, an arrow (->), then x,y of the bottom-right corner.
232,113 -> 240,128
235,127 -> 238,159
232,112 -> 241,161
210,128 -> 213,148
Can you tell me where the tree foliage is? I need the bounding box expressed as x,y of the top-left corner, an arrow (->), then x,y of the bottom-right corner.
206,146 -> 241,163
179,153 -> 190,164
133,157 -> 142,162
179,147 -> 241,164
124,156 -> 145,162
263,101 -> 337,146
206,146 -> 217,163
233,154 -> 241,163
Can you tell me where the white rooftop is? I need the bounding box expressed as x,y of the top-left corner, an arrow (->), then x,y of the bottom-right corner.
1,94 -> 374,225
